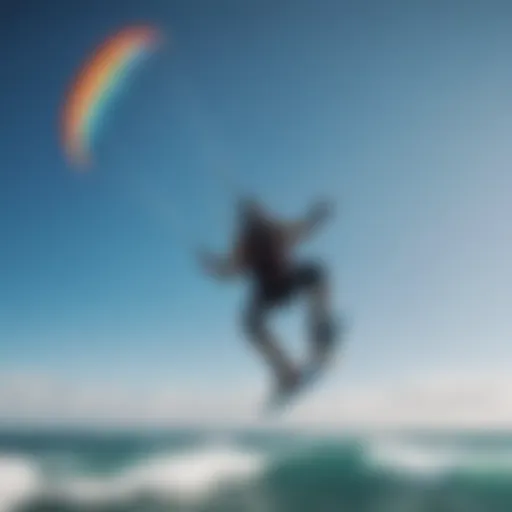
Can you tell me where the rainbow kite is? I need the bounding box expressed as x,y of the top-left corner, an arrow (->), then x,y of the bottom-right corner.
61,25 -> 161,167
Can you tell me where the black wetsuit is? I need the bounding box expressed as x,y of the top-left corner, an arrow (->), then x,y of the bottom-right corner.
241,218 -> 324,333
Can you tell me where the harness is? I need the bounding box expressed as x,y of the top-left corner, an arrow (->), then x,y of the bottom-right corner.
241,221 -> 287,285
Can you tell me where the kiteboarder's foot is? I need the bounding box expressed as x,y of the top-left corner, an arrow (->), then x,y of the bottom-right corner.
274,364 -> 301,396
311,316 -> 340,368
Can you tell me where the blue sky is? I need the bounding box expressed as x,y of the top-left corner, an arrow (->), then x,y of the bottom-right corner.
1,0 -> 511,426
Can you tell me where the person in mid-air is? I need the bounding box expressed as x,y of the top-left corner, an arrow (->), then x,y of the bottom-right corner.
198,198 -> 338,395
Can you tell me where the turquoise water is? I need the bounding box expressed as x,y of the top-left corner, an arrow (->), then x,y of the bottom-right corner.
1,428 -> 511,511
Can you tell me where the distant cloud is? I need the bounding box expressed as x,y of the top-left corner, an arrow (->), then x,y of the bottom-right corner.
286,368 -> 512,430
0,367 -> 511,430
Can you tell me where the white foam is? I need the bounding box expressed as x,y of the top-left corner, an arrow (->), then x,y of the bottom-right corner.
52,443 -> 266,506
366,438 -> 512,477
367,441 -> 457,476
0,456 -> 40,512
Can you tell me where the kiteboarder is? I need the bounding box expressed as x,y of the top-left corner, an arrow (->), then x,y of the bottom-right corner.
198,198 -> 338,395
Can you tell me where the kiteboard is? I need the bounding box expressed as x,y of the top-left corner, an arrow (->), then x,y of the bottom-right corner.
260,315 -> 345,416
262,362 -> 326,416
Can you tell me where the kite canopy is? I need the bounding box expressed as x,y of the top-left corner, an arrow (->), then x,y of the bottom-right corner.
61,25 -> 161,168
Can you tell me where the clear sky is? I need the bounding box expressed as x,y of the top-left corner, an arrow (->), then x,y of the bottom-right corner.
1,0 -> 511,428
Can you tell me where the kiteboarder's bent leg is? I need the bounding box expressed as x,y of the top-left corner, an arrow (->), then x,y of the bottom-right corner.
292,262 -> 337,365
242,297 -> 299,391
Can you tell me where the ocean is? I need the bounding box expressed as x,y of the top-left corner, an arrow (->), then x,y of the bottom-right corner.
1,427 -> 511,512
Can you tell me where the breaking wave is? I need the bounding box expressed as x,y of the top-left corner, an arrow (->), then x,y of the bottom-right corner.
2,431 -> 512,511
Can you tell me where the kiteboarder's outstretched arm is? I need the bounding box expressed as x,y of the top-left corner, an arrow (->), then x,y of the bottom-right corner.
281,200 -> 334,248
198,242 -> 245,280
